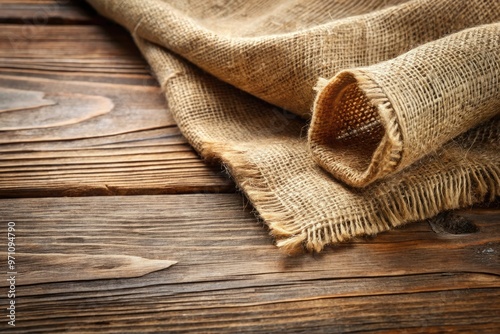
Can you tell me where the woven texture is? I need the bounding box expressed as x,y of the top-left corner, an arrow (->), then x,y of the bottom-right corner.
87,0 -> 500,253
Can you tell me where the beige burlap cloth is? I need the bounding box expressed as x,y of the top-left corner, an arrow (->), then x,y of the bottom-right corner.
87,0 -> 499,253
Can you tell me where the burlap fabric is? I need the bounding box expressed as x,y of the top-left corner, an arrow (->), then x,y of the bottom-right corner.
87,0 -> 500,253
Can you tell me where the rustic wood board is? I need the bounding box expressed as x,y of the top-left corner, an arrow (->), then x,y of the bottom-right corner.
0,24 -> 233,197
0,195 -> 498,332
0,1 -> 499,332
0,0 -> 97,24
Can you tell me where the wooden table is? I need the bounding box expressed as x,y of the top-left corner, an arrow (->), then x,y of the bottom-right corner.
1,1 -> 499,332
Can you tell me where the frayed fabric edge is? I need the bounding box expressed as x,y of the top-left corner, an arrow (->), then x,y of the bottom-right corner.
201,141 -> 500,255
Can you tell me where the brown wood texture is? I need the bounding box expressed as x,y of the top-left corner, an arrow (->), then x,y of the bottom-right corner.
0,24 -> 233,197
0,1 -> 499,333
0,0 -> 97,24
0,195 -> 499,333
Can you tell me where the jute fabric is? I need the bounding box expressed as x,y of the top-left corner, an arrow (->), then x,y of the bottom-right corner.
87,0 -> 499,253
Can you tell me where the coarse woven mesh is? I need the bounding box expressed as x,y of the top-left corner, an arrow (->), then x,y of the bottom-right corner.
87,0 -> 500,253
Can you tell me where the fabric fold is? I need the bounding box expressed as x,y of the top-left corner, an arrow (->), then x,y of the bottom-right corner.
86,0 -> 500,253
134,36 -> 499,254
310,23 -> 500,187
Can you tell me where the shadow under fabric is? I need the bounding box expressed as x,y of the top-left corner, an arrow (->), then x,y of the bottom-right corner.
86,0 -> 500,253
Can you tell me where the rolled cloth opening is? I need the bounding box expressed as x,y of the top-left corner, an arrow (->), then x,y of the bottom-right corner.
309,70 -> 402,188
310,23 -> 500,188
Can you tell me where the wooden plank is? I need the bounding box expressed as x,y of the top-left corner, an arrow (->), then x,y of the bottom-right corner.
0,24 -> 148,76
0,24 -> 234,197
0,0 -> 97,24
0,195 -> 498,332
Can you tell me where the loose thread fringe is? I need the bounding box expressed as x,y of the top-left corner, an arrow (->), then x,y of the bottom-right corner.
200,140 -> 499,255
201,142 -> 308,255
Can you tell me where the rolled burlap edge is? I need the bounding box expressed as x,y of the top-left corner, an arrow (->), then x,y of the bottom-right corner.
309,70 -> 403,188
309,23 -> 500,188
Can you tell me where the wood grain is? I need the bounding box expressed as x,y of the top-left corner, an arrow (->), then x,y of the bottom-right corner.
0,2 -> 499,332
1,253 -> 176,285
0,195 -> 498,332
0,0 -> 98,24
0,24 -> 233,197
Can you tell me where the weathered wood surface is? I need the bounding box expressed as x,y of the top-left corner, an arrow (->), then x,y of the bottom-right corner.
0,0 -> 97,24
0,1 -> 499,332
0,24 -> 233,197
1,195 -> 499,332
